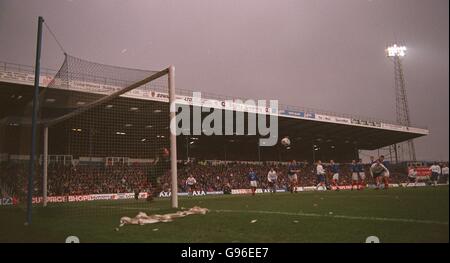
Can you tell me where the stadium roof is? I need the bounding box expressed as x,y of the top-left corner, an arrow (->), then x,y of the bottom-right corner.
0,60 -> 429,161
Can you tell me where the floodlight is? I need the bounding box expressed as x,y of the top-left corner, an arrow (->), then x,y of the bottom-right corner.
386,44 -> 406,57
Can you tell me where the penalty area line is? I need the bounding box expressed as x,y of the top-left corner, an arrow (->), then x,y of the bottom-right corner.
214,209 -> 449,226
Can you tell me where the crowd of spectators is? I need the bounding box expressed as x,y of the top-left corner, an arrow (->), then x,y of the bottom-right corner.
0,162 -> 149,199
0,160 -> 448,200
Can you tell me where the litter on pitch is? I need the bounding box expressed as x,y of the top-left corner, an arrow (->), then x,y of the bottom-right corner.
119,206 -> 209,227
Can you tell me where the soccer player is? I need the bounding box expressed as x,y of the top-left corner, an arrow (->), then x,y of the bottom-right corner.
442,163 -> 449,185
406,166 -> 417,187
134,188 -> 140,200
147,148 -> 170,199
186,174 -> 197,196
248,168 -> 259,196
350,160 -> 359,190
267,167 -> 278,194
357,159 -> 366,190
329,160 -> 340,190
316,160 -> 326,190
370,159 -> 389,190
378,155 -> 390,189
430,162 -> 441,186
287,160 -> 300,193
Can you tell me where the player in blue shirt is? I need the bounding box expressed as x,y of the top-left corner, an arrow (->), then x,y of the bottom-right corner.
357,159 -> 366,190
350,160 -> 360,190
329,160 -> 340,190
248,168 -> 259,196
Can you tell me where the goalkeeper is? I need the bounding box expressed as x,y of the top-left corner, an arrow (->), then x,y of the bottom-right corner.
146,147 -> 170,200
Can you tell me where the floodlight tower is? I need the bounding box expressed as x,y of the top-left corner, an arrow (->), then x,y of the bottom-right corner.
386,44 -> 416,162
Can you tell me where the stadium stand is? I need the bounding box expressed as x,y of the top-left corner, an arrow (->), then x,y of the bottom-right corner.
1,159 -> 447,202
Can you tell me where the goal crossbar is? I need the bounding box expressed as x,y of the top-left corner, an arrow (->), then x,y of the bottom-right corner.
42,67 -> 170,127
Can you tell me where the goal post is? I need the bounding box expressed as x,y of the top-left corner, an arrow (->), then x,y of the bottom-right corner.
43,126 -> 48,207
169,65 -> 178,208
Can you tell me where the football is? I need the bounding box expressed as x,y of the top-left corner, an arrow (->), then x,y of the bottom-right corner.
281,137 -> 291,146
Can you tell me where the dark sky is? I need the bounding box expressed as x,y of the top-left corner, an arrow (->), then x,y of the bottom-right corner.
0,0 -> 448,161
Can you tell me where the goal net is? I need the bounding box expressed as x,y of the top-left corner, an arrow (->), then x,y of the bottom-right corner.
1,54 -> 177,222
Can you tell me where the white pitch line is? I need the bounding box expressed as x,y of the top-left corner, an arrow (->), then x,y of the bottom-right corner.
96,206 -> 161,211
215,209 -> 449,226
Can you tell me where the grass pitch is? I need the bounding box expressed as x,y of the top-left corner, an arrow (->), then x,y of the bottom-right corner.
0,186 -> 448,243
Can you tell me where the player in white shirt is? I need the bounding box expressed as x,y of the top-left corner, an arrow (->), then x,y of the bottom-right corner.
406,166 -> 418,187
441,164 -> 449,185
267,167 -> 278,194
370,160 -> 389,190
316,160 -> 326,190
186,174 -> 197,195
378,155 -> 390,189
430,163 -> 441,186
